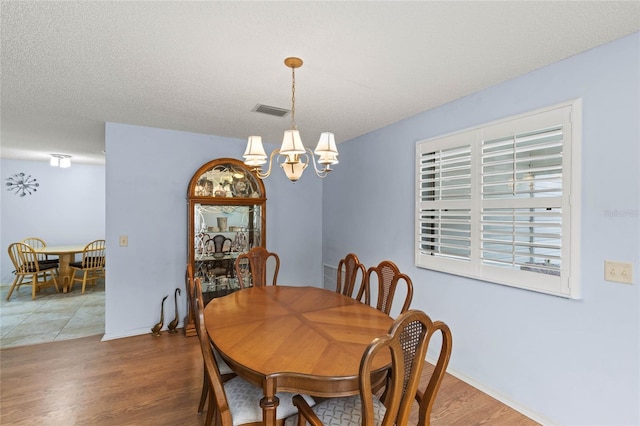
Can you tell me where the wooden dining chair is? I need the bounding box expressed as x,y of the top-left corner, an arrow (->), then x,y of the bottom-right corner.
185,264 -> 210,414
235,246 -> 280,288
68,239 -> 106,294
190,274 -> 236,415
185,263 -> 196,333
193,293 -> 315,425
362,260 -> 414,316
6,242 -> 59,300
22,237 -> 59,267
336,253 -> 366,300
289,310 -> 452,426
415,317 -> 453,426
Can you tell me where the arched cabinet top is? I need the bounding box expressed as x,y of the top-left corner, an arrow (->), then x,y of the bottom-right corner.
187,158 -> 266,201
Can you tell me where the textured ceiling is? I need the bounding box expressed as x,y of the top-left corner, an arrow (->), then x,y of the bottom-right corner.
1,1 -> 639,165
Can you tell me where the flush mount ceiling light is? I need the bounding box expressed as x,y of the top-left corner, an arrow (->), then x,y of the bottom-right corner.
242,57 -> 339,183
50,154 -> 71,168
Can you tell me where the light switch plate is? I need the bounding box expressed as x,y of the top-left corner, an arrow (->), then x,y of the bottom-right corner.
604,260 -> 632,284
119,235 -> 128,247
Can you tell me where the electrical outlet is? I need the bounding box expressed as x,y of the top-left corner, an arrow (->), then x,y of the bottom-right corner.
604,260 -> 633,284
119,235 -> 128,247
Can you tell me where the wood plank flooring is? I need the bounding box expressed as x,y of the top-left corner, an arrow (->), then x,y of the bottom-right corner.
0,332 -> 539,425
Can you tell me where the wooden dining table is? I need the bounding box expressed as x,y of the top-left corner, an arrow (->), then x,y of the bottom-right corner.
204,285 -> 394,426
36,244 -> 86,293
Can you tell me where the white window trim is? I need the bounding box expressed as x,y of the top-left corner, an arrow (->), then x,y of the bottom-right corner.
415,99 -> 581,298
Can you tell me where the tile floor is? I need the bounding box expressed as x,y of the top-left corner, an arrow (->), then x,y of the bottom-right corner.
0,278 -> 104,349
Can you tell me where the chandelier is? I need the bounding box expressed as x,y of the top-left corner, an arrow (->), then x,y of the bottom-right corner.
242,57 -> 339,182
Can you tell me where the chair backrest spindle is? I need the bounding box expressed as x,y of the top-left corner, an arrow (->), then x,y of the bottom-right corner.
22,237 -> 50,263
8,242 -> 26,273
82,240 -> 106,269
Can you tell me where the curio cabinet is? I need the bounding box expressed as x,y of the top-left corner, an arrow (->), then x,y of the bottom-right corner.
185,158 -> 266,336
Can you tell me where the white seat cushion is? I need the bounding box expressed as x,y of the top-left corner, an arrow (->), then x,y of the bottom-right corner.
284,394 -> 386,426
213,347 -> 234,375
225,376 -> 315,425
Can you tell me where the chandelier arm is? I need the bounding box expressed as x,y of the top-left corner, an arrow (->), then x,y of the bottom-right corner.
306,148 -> 332,179
253,149 -> 281,179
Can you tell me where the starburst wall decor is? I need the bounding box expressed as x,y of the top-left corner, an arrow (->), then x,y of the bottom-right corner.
5,173 -> 39,197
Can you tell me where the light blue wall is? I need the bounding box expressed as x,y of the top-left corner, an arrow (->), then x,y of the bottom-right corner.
103,123 -> 323,339
322,33 -> 639,425
0,159 -> 105,283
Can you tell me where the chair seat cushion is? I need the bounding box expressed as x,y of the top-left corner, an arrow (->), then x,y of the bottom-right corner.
28,263 -> 57,272
70,257 -> 104,269
225,376 -> 315,425
213,347 -> 234,376
284,394 -> 386,426
38,259 -> 59,267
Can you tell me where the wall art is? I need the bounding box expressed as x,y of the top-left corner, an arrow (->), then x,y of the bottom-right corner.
5,172 -> 39,197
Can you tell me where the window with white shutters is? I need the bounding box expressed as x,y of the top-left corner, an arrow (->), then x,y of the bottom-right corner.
415,100 -> 581,298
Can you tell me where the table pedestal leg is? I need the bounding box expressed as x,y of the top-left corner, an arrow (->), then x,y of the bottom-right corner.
57,253 -> 75,293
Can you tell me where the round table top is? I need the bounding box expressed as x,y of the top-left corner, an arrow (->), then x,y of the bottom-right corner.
36,244 -> 87,254
204,285 -> 393,394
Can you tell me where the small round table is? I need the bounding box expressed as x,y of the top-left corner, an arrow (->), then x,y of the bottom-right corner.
36,244 -> 86,292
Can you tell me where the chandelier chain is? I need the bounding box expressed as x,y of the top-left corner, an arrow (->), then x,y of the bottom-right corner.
290,66 -> 296,130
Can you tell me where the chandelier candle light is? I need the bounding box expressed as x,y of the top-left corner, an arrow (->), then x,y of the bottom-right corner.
242,57 -> 339,182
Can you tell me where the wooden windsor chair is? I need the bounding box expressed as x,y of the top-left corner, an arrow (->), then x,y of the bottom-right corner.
6,242 -> 59,300
68,239 -> 106,293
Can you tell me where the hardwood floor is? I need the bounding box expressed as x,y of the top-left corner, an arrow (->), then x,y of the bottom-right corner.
0,332 -> 538,425
412,364 -> 539,425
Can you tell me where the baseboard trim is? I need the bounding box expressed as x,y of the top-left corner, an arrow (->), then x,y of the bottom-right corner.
101,327 -> 177,342
101,328 -> 147,341
426,355 -> 556,426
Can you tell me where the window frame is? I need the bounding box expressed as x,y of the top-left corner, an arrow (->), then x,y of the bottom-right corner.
415,100 -> 581,298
